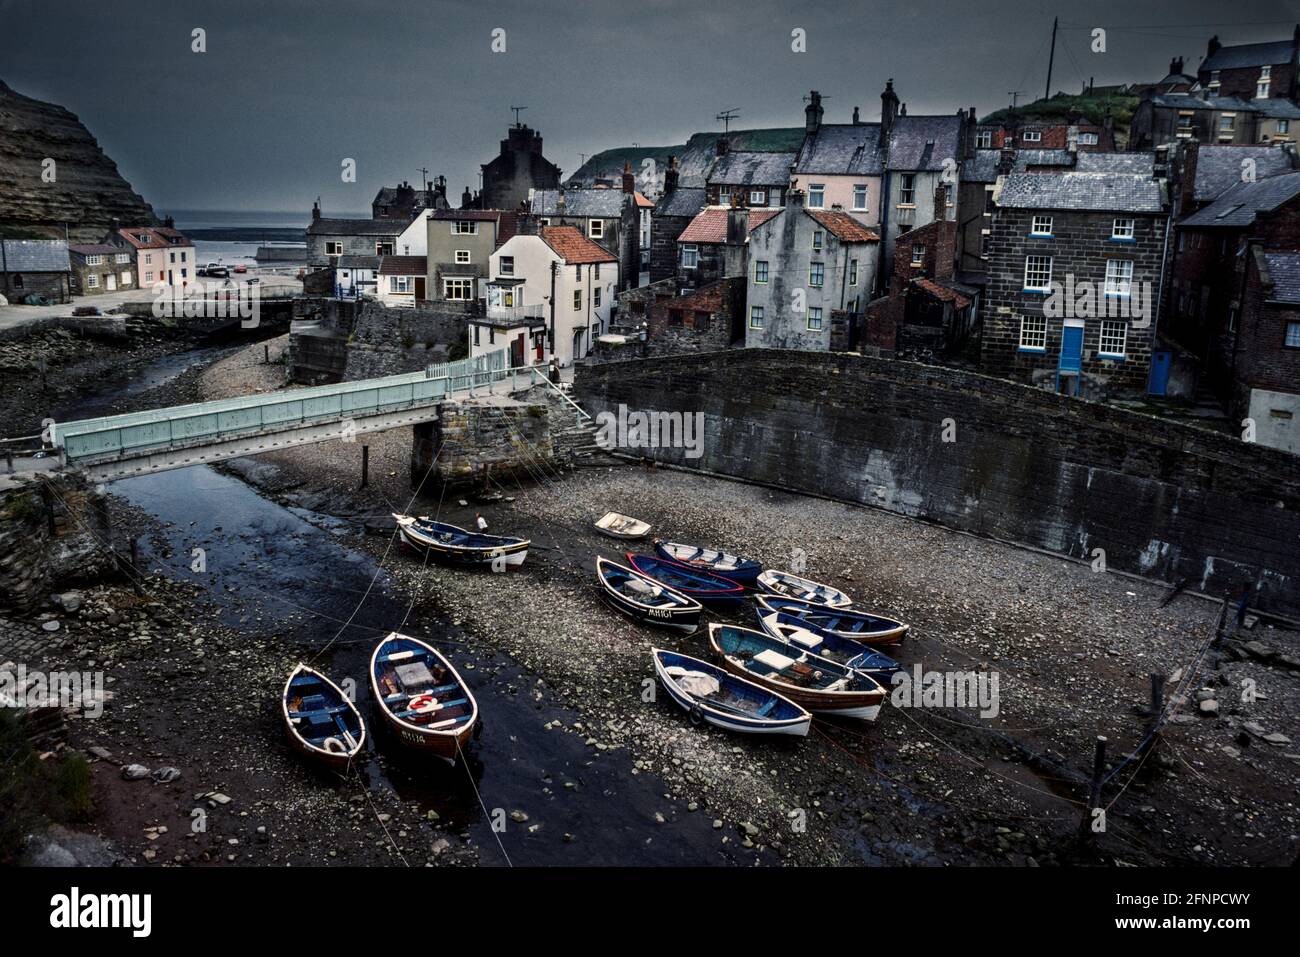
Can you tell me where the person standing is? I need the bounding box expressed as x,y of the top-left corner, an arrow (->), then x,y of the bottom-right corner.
476,512 -> 488,532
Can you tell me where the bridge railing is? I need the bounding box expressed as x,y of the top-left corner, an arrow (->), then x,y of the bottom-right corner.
50,347 -> 517,468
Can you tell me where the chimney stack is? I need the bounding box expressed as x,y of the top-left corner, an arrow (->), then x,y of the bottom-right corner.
1169,56 -> 1184,76
997,146 -> 1016,176
716,135 -> 730,158
622,161 -> 635,194
879,79 -> 899,148
1207,35 -> 1221,59
663,155 -> 680,194
852,106 -> 861,125
805,90 -> 823,134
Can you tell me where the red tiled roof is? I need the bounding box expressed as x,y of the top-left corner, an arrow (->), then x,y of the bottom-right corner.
115,226 -> 193,249
378,255 -> 427,276
807,209 -> 880,243
633,191 -> 655,208
915,278 -> 971,309
677,207 -> 781,244
540,226 -> 617,264
495,211 -> 520,247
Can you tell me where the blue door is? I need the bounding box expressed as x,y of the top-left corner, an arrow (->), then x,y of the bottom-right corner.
1056,325 -> 1083,393
1148,350 -> 1171,396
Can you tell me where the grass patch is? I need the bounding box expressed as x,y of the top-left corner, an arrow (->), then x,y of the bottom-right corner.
0,711 -> 96,864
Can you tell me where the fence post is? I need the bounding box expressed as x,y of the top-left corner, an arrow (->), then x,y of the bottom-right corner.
360,444 -> 369,489
1078,735 -> 1107,844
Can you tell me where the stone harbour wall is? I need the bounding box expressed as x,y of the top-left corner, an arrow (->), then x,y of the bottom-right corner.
0,475 -> 115,611
411,398 -> 554,489
574,349 -> 1300,617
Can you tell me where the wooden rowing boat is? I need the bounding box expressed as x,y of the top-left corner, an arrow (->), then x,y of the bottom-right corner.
652,648 -> 810,737
393,513 -> 529,568
281,663 -> 366,772
625,553 -> 747,609
707,623 -> 886,721
595,511 -> 651,539
369,633 -> 478,762
596,557 -> 702,633
652,539 -> 762,586
755,594 -> 909,645
755,609 -> 901,681
756,569 -> 853,608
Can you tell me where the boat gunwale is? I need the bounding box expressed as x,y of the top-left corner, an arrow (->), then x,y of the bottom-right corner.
369,632 -> 480,740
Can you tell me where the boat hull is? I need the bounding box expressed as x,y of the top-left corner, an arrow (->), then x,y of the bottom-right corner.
370,634 -> 478,764
652,540 -> 762,586
281,664 -> 366,772
596,558 -> 702,633
757,570 -> 853,608
756,594 -> 909,645
626,553 -> 746,609
652,650 -> 810,736
395,515 -> 528,568
707,625 -> 886,721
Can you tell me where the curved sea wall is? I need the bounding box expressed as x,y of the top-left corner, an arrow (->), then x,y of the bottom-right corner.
574,349 -> 1300,616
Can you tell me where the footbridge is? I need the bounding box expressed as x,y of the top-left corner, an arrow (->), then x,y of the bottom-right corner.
30,349 -> 574,482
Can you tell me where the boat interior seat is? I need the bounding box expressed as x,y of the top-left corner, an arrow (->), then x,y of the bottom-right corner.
755,699 -> 779,717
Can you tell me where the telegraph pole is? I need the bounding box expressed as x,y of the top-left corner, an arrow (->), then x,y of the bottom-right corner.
1045,16 -> 1058,101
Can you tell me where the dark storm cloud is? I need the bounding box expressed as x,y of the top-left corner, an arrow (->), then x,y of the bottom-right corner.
1,0 -> 1297,214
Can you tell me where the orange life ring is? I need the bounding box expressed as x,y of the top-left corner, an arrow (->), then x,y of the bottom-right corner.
408,694 -> 439,714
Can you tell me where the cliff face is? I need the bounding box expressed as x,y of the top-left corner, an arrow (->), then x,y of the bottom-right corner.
0,80 -> 157,242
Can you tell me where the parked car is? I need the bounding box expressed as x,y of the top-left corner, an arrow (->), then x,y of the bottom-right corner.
233,264 -> 247,274
204,263 -> 230,278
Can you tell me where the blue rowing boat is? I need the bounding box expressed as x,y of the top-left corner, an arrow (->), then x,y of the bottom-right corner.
755,609 -> 901,681
597,557 -> 703,632
755,594 -> 909,645
651,648 -> 810,737
756,569 -> 853,608
652,539 -> 762,586
626,553 -> 746,608
281,664 -> 366,772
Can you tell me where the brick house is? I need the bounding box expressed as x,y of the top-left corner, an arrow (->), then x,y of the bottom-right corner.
1169,171 -> 1300,404
675,205 -> 779,287
68,243 -> 135,295
1196,29 -> 1300,103
531,169 -> 647,291
705,142 -> 796,209
1234,248 -> 1300,453
1130,92 -> 1261,149
981,169 -> 1169,399
745,193 -> 879,351
106,225 -> 195,289
648,157 -> 706,283
644,277 -> 746,356
974,113 -> 1116,152
479,123 -> 562,212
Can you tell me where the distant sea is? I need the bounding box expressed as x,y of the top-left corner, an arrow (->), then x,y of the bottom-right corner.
161,208 -> 368,268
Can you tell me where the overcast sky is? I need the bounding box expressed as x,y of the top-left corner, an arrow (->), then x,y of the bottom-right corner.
2,0 -> 1298,216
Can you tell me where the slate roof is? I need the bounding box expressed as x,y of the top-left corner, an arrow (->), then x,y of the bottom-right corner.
806,209 -> 880,242
795,124 -> 885,175
1181,170 -> 1300,227
706,151 -> 797,187
915,277 -> 972,309
1075,152 -> 1155,175
1253,98 -> 1300,119
886,115 -> 964,171
1202,40 -> 1296,72
335,255 -> 381,270
308,217 -> 407,236
677,207 -> 781,244
998,172 -> 1165,213
655,187 -> 708,218
1263,251 -> 1300,304
1149,93 -> 1257,112
68,243 -> 121,257
963,149 -> 1074,183
1,239 -> 70,272
431,209 -> 502,221
1193,145 -> 1297,202
531,188 -> 628,218
539,226 -> 617,264
378,255 -> 427,276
